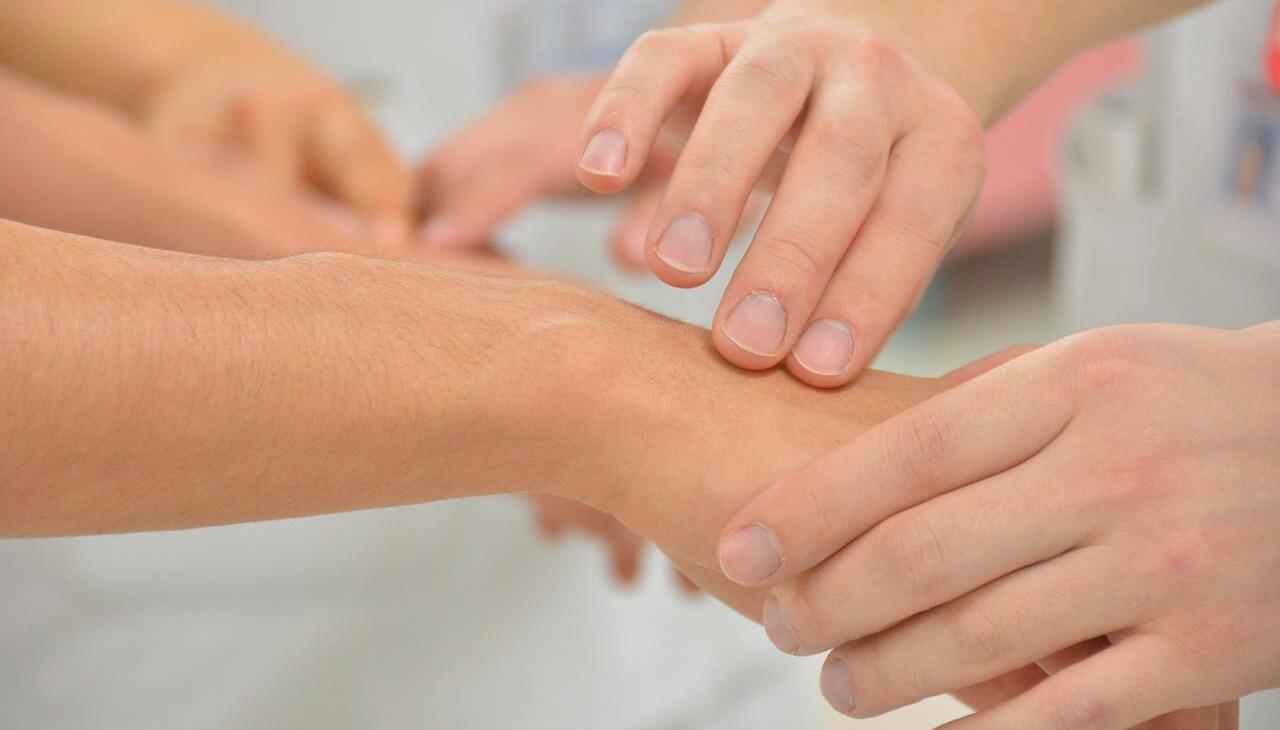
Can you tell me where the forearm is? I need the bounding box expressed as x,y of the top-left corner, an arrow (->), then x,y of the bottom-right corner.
0,0 -> 296,116
0,220 -> 615,536
0,69 -> 353,257
771,0 -> 1214,123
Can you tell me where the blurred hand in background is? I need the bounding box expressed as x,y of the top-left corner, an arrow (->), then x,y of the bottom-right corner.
0,0 -> 412,252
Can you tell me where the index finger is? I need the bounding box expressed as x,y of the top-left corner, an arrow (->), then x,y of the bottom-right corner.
307,98 -> 412,247
717,345 -> 1073,587
576,24 -> 739,192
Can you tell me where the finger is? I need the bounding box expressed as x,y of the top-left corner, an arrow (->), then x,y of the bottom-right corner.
230,87 -> 305,186
307,99 -> 412,248
782,116 -> 986,387
1220,702 -> 1239,730
1039,639 -> 1224,730
608,527 -> 645,585
146,88 -> 236,161
951,666 -> 1047,712
576,25 -> 736,192
673,567 -> 702,596
769,456 -> 1091,654
607,139 -> 680,270
822,546 -> 1144,718
718,347 -> 1073,587
941,344 -> 1041,385
706,72 -> 896,370
939,633 -> 1206,730
643,35 -> 816,290
418,169 -> 545,252
612,181 -> 665,271
665,552 -> 766,619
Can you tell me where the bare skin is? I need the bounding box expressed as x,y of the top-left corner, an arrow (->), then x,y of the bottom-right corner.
0,218 -> 940,572
0,68 -> 369,258
576,0 -> 1215,387
0,0 -> 410,243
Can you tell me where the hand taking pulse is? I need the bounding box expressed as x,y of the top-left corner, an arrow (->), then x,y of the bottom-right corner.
576,0 -> 987,386
719,323 -> 1279,728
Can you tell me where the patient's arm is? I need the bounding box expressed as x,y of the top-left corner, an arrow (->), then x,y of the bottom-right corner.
0,219 -> 942,567
0,68 -> 363,258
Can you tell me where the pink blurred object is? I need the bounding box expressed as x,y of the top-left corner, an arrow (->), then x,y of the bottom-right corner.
956,40 -> 1142,256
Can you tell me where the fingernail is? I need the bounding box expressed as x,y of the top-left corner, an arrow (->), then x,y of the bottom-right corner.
719,524 -> 783,585
370,217 -> 409,249
419,217 -> 459,248
793,319 -> 855,377
579,128 -> 627,177
821,657 -> 856,714
655,213 -> 714,272
723,292 -> 787,357
762,595 -> 800,654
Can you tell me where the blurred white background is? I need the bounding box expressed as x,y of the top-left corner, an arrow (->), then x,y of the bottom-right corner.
2,1 -> 1276,729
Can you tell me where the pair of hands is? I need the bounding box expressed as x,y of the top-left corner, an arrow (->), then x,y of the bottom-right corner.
713,323 -> 1280,728
104,4 -> 1279,728
500,6 -> 1274,729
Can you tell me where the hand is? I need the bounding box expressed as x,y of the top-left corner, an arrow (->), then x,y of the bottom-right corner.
416,75 -> 677,269
575,0 -> 987,387
0,67 -> 369,259
139,25 -> 410,247
525,494 -> 698,592
717,323 -> 1280,727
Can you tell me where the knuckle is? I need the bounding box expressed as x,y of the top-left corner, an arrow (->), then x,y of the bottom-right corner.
779,578 -> 828,649
876,516 -> 949,594
757,225 -> 829,282
681,147 -> 751,186
874,196 -> 953,255
867,639 -> 930,702
1153,530 -> 1219,584
944,600 -> 1010,668
851,34 -> 907,85
808,120 -> 885,187
1041,683 -> 1113,730
598,79 -> 650,115
889,413 -> 953,490
723,45 -> 808,102
1061,327 -> 1151,396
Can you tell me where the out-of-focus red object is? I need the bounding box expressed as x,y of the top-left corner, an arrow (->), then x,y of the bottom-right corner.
1267,1 -> 1280,95
956,40 -> 1142,256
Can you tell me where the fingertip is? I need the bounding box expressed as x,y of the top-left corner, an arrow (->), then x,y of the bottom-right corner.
578,127 -> 627,175
713,292 -> 790,370
718,523 -> 785,587
786,318 -> 860,388
610,226 -> 650,272
577,127 -> 639,194
648,212 -> 718,284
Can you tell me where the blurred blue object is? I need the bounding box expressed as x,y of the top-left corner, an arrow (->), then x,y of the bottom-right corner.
499,0 -> 679,86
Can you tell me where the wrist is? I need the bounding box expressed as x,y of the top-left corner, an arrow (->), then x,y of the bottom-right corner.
535,298 -> 947,570
767,0 -> 1077,125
